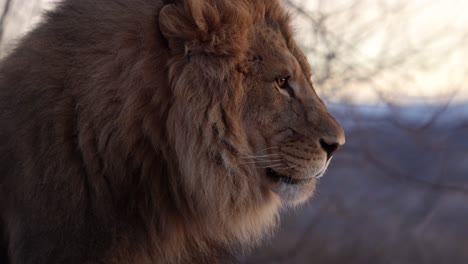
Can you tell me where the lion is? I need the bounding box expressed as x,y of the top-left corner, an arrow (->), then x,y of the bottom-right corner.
0,0 -> 345,263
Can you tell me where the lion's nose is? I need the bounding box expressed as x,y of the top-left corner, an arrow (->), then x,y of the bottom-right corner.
320,136 -> 344,160
316,112 -> 346,160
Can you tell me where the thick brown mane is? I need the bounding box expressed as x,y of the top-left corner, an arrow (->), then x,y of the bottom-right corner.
0,0 -> 345,263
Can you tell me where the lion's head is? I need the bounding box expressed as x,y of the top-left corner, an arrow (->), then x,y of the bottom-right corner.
158,0 -> 345,249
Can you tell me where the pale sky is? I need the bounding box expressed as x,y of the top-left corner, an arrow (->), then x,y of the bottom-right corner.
292,0 -> 468,104
1,0 -> 467,105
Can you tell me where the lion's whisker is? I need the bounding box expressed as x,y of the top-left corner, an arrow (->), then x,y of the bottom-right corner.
257,164 -> 288,169
240,155 -> 285,160
243,153 -> 285,158
256,146 -> 280,153
258,166 -> 283,169
236,159 -> 283,165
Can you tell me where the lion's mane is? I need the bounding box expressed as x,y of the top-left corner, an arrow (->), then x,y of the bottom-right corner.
0,0 -> 296,263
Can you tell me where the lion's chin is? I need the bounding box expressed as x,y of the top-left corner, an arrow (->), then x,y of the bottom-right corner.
265,168 -> 317,206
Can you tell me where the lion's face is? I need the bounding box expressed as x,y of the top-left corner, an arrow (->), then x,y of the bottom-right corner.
160,0 -> 344,225
240,26 -> 345,205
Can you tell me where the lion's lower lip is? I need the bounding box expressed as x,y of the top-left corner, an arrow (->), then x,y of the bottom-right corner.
266,168 -> 314,185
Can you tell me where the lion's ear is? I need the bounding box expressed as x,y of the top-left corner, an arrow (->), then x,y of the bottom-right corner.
159,4 -> 195,53
159,0 -> 250,57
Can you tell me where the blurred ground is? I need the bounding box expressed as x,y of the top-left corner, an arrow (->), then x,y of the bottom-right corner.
244,105 -> 468,264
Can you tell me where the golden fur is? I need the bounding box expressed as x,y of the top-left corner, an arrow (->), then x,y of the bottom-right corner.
0,0 -> 345,263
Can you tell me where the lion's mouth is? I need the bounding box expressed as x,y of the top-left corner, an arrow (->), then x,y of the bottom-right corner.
266,168 -> 314,185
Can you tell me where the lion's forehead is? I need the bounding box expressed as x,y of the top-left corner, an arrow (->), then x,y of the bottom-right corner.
246,19 -> 312,81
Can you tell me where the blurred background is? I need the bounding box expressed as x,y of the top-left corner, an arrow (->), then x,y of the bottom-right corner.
1,0 -> 467,263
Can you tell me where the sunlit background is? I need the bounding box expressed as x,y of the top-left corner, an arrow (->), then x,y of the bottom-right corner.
2,0 -> 468,104
1,0 -> 467,263
293,0 -> 468,104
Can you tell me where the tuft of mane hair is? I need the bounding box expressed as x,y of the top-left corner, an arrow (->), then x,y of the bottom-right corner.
0,0 -> 298,263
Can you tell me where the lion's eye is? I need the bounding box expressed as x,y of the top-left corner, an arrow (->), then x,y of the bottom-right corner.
275,76 -> 295,97
276,76 -> 289,89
